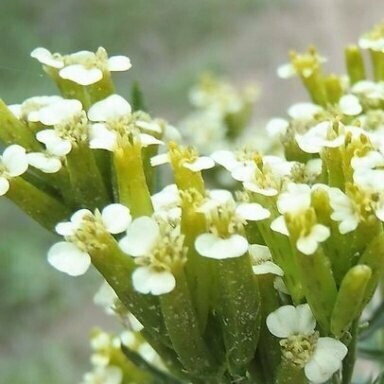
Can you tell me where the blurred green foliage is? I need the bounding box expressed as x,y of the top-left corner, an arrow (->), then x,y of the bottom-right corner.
0,1 -> 271,382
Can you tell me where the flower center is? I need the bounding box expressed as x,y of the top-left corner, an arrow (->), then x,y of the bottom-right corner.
280,331 -> 319,368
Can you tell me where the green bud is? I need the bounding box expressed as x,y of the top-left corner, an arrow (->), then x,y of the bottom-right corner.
345,45 -> 366,84
331,265 -> 372,338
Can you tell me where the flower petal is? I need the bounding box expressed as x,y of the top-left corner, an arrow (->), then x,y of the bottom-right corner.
89,123 -> 117,151
30,47 -> 64,68
2,145 -> 28,176
119,216 -> 159,257
27,153 -> 62,173
101,204 -> 131,234
0,177 -> 10,196
88,94 -> 131,121
107,55 -> 132,71
47,241 -> 91,276
236,203 -> 270,221
183,156 -> 215,172
59,64 -> 103,86
304,337 -> 347,383
195,233 -> 248,259
132,266 -> 175,295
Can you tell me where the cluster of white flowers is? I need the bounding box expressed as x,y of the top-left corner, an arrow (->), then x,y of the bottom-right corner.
7,31 -> 384,383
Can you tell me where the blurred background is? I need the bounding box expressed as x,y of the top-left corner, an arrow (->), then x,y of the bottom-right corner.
1,0 -> 384,382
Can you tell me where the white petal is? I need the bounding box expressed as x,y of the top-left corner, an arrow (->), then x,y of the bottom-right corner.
236,203 -> 270,221
195,233 -> 248,259
288,102 -> 322,120
36,130 -> 72,156
107,55 -> 132,71
132,266 -> 175,295
208,189 -> 233,205
30,47 -> 64,68
101,204 -> 131,234
37,99 -> 82,126
89,123 -> 117,151
59,64 -> 103,86
119,216 -> 159,257
2,145 -> 28,176
277,183 -> 311,214
47,241 -> 91,276
136,120 -> 162,133
183,156 -> 215,172
150,153 -> 170,167
339,94 -> 362,116
88,94 -> 131,121
139,133 -> 163,147
55,222 -> 76,237
210,150 -> 238,171
93,281 -> 118,314
0,177 -> 10,195
266,118 -> 289,136
266,304 -> 315,338
305,337 -> 347,383
277,63 -> 296,79
248,244 -> 272,260
27,153 -> 62,173
270,216 -> 289,236
252,261 -> 284,276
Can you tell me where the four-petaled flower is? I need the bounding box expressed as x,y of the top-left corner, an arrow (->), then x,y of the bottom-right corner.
267,304 -> 347,383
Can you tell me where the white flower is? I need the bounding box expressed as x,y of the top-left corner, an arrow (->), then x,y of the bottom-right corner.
328,188 -> 359,234
266,304 -> 347,384
61,49 -> 131,86
339,94 -> 362,116
249,244 -> 283,276
48,204 -> 131,276
119,217 -> 177,295
88,94 -> 162,151
296,224 -> 330,255
0,145 -> 29,195
295,121 -> 344,154
195,233 -> 249,259
151,152 -> 215,172
287,102 -> 322,120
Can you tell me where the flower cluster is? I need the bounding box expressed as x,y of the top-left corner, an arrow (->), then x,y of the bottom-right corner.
2,24 -> 384,384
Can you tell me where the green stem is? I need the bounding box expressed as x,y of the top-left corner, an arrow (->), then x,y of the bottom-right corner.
342,320 -> 358,384
274,360 -> 308,384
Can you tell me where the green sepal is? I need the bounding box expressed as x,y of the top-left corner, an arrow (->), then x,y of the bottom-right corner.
345,45 -> 366,84
331,265 -> 372,338
274,359 -> 308,384
324,74 -> 343,104
215,255 -> 261,375
0,100 -> 41,151
7,176 -> 71,231
300,71 -> 327,107
66,143 -> 110,210
295,247 -> 337,334
113,144 -> 153,217
254,274 -> 281,384
160,265 -> 219,379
